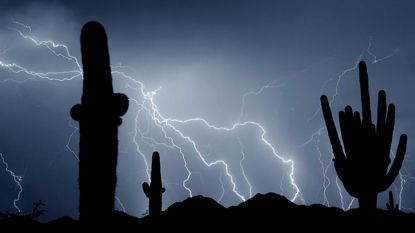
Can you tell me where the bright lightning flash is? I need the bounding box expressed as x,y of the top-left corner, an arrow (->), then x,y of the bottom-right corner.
0,152 -> 23,213
0,22 -> 301,214
1,22 -> 412,216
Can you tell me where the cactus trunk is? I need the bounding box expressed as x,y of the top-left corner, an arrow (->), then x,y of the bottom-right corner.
71,22 -> 128,222
358,193 -> 377,211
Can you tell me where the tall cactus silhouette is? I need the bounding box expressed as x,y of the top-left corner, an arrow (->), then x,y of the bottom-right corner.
70,22 -> 129,221
143,152 -> 165,217
320,61 -> 407,210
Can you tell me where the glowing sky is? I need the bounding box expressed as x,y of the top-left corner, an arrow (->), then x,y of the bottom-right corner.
0,0 -> 414,221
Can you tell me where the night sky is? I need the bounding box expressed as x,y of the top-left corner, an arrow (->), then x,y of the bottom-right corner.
0,0 -> 414,221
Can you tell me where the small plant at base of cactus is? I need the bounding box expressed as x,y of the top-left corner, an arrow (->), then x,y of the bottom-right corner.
386,191 -> 399,212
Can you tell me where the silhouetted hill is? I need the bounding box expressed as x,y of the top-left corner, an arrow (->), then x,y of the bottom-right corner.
157,195 -> 226,227
1,193 -> 414,229
46,216 -> 78,227
164,195 -> 225,215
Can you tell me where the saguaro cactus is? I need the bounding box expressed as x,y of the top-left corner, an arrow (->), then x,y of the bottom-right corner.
143,152 -> 165,217
70,22 -> 129,221
320,61 -> 407,210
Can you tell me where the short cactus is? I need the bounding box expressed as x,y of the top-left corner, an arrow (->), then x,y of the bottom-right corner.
386,191 -> 399,212
142,152 -> 165,217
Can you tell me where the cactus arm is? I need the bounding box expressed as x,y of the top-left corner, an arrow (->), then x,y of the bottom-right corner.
377,91 -> 387,134
112,93 -> 129,117
359,62 -> 372,126
339,106 -> 357,161
142,182 -> 151,198
380,134 -> 407,192
384,104 -> 395,150
320,95 -> 346,163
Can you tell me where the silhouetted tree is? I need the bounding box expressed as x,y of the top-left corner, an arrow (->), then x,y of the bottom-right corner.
31,200 -> 45,219
386,191 -> 399,212
143,152 -> 165,217
320,61 -> 407,211
71,22 -> 129,222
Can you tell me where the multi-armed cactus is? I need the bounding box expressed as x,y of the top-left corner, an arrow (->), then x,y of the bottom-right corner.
70,22 -> 129,221
143,152 -> 165,217
386,191 -> 399,212
320,61 -> 407,210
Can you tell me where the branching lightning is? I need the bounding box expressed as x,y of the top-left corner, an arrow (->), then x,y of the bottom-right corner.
164,118 -> 301,202
0,21 -> 302,215
1,21 -> 413,216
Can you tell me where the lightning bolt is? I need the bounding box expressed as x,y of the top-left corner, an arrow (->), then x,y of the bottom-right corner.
66,119 -> 79,161
335,176 -> 345,210
0,22 -> 81,83
367,37 -> 400,64
237,80 -> 305,201
0,21 -> 302,216
0,152 -> 23,212
165,118 -> 301,202
218,171 -> 225,203
397,171 -> 415,211
238,80 -> 284,120
390,149 -> 415,211
115,196 -> 126,212
237,136 -> 253,198
1,21 -> 411,215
